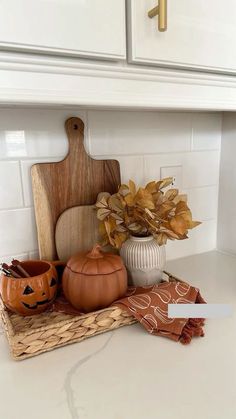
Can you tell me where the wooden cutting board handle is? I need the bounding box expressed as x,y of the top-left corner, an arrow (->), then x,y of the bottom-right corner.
65,117 -> 85,163
31,117 -> 120,261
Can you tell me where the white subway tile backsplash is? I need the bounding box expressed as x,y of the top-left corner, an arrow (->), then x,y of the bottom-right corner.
0,109 -> 222,261
192,113 -> 222,151
93,155 -> 145,185
144,151 -> 220,188
184,186 -> 218,221
0,109 -> 87,159
88,111 -> 192,156
0,208 -> 38,255
183,151 -> 220,189
0,161 -> 23,209
21,158 -> 62,207
113,155 -> 144,185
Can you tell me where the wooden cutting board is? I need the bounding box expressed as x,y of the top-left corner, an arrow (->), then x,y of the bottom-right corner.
31,117 -> 120,260
55,205 -> 99,261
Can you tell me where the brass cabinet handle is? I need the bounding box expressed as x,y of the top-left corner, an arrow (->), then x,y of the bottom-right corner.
148,0 -> 167,32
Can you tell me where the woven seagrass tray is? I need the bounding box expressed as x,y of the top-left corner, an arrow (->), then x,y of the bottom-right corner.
0,272 -> 179,360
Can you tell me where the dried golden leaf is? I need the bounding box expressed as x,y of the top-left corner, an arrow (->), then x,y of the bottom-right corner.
144,208 -> 155,219
128,222 -> 143,233
113,232 -> 128,249
97,192 -> 111,202
144,218 -> 159,231
158,227 -> 180,240
135,188 -> 155,209
137,199 -> 155,210
116,225 -> 127,233
187,220 -> 201,229
110,213 -> 123,222
108,195 -> 124,212
104,220 -> 111,234
124,193 -> 135,206
170,215 -> 187,235
104,221 -> 116,247
95,196 -> 109,208
108,217 -> 118,232
153,191 -> 164,205
175,201 -> 190,215
173,194 -> 187,205
155,233 -> 168,246
97,208 -> 111,220
164,188 -> 178,201
145,181 -> 157,194
179,210 -> 192,223
116,194 -> 127,207
118,184 -> 130,197
129,180 -> 136,196
136,187 -> 153,200
156,177 -> 173,190
156,201 -> 175,217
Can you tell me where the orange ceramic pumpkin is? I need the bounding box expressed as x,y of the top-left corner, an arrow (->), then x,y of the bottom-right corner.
0,260 -> 58,316
62,244 -> 127,312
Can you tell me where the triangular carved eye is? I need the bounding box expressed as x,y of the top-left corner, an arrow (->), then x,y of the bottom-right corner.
23,285 -> 34,295
50,278 -> 57,287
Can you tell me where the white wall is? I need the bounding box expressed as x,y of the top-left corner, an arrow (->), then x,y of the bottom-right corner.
217,113 -> 236,254
0,108 -> 221,263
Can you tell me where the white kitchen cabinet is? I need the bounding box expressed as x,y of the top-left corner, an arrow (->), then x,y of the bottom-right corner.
0,0 -> 126,60
128,0 -> 236,73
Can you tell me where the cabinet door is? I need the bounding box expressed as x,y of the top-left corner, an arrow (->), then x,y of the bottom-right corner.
0,0 -> 126,60
128,0 -> 236,73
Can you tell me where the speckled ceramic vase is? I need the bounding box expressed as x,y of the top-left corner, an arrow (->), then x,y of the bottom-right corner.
120,236 -> 166,286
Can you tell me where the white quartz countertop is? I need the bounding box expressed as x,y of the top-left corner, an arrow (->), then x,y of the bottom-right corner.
1,250 -> 236,419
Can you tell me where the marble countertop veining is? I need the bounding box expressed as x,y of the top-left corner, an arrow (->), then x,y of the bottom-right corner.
0,251 -> 236,419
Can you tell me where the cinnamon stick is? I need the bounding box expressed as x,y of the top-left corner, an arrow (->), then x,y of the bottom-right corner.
2,263 -> 21,278
11,259 -> 30,278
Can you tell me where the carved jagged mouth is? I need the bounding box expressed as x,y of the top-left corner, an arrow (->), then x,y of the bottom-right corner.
22,298 -> 52,309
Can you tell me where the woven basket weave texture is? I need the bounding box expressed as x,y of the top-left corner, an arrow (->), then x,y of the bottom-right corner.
0,271 -> 179,360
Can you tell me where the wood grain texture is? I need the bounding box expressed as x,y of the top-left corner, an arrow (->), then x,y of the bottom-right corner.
55,205 -> 99,262
31,117 -> 120,260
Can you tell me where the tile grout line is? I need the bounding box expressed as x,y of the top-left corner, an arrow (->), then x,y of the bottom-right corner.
0,149 -> 221,161
0,251 -> 30,262
190,115 -> 194,151
0,205 -> 33,213
91,149 -> 221,159
215,114 -> 223,249
84,110 -> 92,155
183,184 -> 218,191
19,160 -> 26,207
0,155 -> 66,162
142,154 -> 145,182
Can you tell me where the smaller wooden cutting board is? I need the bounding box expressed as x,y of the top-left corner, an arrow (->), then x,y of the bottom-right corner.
55,205 -> 99,262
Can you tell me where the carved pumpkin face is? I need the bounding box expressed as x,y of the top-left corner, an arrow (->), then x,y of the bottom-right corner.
0,261 -> 58,316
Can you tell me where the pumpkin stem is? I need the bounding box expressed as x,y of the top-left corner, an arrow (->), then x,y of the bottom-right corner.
87,244 -> 104,259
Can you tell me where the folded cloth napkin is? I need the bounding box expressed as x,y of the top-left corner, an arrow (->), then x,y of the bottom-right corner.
114,281 -> 206,345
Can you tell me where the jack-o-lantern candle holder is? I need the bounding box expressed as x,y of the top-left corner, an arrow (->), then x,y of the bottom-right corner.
0,260 -> 58,316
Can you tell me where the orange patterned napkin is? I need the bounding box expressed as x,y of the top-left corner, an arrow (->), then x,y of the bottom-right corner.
114,281 -> 206,344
